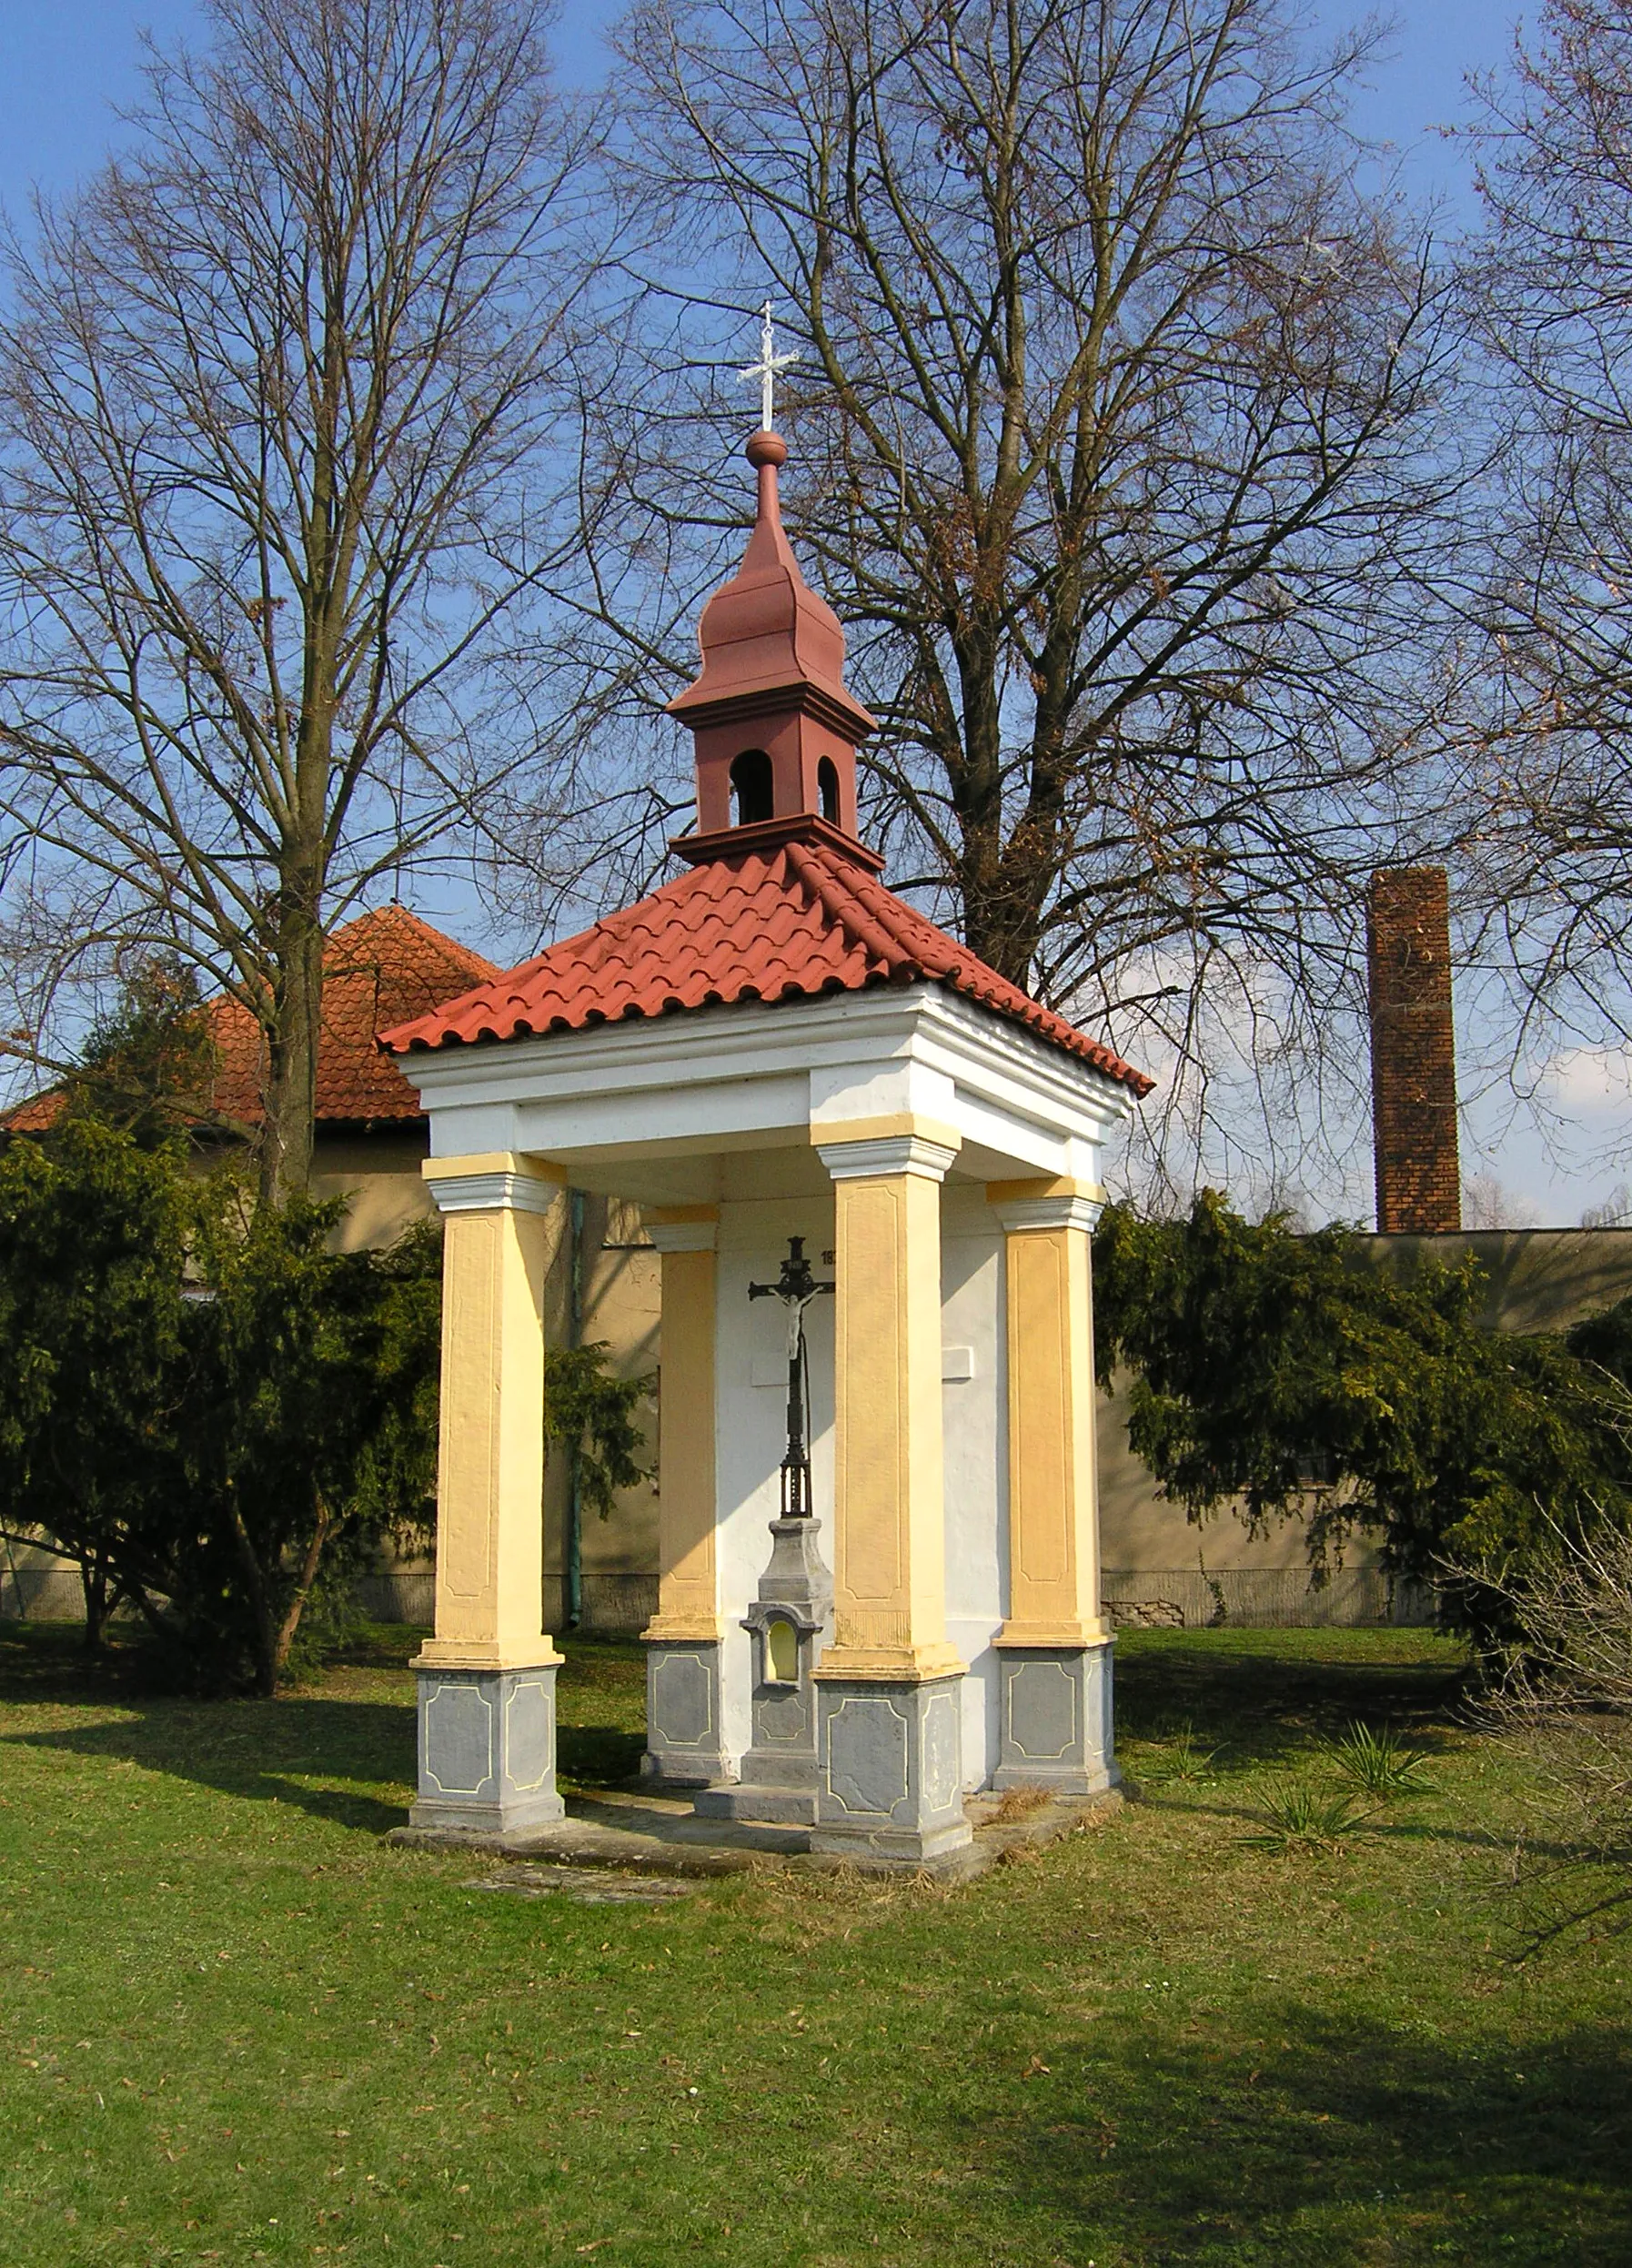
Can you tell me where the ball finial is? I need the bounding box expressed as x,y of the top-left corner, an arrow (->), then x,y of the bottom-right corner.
746,429 -> 789,469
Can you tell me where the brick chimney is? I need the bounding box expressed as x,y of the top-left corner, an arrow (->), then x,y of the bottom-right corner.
1366,867 -> 1460,1235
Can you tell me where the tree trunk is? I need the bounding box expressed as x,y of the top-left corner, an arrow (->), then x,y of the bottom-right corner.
953,627 -> 1039,987
271,1497 -> 334,1688
79,1552 -> 108,1653
224,1485 -> 281,1697
259,862 -> 326,1210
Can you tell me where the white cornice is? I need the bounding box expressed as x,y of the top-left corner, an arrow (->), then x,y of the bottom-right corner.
400,984 -> 1139,1159
816,1132 -> 961,1184
422,1166 -> 559,1216
991,1193 -> 1104,1234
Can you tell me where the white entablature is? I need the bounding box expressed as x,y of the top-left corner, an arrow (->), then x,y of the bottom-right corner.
402,981 -> 1135,1205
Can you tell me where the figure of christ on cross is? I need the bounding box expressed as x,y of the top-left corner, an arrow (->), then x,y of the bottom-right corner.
748,1235 -> 834,1518
739,298 -> 798,433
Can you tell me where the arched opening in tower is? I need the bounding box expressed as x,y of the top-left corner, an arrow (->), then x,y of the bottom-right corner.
817,757 -> 841,825
730,749 -> 774,826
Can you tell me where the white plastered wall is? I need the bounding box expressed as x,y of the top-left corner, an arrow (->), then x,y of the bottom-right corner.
712,1194 -> 838,1770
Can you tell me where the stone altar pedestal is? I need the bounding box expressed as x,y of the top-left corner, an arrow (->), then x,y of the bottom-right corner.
695,1514 -> 834,1826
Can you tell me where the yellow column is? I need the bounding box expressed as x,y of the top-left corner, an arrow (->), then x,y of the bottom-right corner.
815,1129 -> 963,1679
416,1153 -> 565,1671
641,1209 -> 721,1641
988,1179 -> 1109,1647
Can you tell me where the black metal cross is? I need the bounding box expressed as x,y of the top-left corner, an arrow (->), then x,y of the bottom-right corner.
748,1235 -> 835,1517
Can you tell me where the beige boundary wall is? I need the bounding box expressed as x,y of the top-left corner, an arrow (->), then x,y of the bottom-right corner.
9,1222 -> 1632,1635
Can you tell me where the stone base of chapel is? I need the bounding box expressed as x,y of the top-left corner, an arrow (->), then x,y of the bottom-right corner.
807,1670 -> 974,1865
409,1661 -> 566,1834
992,1637 -> 1120,1795
640,1637 -> 733,1789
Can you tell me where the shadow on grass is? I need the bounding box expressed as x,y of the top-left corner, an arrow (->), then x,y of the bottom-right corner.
1114,1628 -> 1472,1769
2,1698 -> 416,1831
1123,1787 -> 1604,1874
986,2006 -> 1632,2263
0,1622 -> 650,1829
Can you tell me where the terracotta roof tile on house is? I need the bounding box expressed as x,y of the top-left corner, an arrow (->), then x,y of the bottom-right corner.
2,904 -> 499,1134
381,833 -> 1153,1096
220,904 -> 500,1125
0,1088 -> 65,1134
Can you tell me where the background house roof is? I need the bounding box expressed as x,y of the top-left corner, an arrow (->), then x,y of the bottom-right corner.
4,904 -> 499,1134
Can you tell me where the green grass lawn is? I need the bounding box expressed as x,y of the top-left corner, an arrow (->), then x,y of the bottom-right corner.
1,1618 -> 1627,2266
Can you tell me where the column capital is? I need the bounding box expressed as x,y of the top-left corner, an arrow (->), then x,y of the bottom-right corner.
817,1130 -> 961,1184
421,1152 -> 566,1215
987,1175 -> 1105,1234
642,1205 -> 720,1254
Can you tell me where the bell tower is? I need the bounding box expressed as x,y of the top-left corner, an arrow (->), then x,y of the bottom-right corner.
667,428 -> 877,851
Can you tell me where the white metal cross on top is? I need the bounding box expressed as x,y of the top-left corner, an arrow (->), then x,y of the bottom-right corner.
739,299 -> 797,432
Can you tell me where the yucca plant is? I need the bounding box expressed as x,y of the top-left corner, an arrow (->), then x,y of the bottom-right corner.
1142,1721 -> 1224,1783
1239,1783 -> 1372,1854
1327,1720 -> 1435,1800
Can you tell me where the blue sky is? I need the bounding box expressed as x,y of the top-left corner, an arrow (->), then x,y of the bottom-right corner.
5,1 -> 1617,1224
0,2 -> 1522,218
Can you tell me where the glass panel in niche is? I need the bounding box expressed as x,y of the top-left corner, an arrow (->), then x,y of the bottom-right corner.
765,1617 -> 799,1684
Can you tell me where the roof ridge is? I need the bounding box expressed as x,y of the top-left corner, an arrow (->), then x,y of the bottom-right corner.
842,862 -> 964,978
326,902 -> 501,980
782,839 -> 915,973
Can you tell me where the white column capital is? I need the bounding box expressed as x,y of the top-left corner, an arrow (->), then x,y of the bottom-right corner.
817,1133 -> 961,1184
642,1207 -> 720,1254
992,1194 -> 1103,1235
987,1177 -> 1105,1234
421,1152 -> 565,1216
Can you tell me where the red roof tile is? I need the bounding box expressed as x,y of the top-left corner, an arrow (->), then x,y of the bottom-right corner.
220,905 -> 499,1125
381,831 -> 1152,1096
0,1088 -> 64,1134
3,905 -> 499,1134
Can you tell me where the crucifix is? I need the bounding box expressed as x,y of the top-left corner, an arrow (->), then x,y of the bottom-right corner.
739,298 -> 798,433
748,1235 -> 834,1517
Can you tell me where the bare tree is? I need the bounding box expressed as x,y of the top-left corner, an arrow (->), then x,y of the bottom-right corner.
1460,0 -> 1632,1094
1475,1519 -> 1632,1954
559,0 -> 1465,1195
0,0 -> 600,1201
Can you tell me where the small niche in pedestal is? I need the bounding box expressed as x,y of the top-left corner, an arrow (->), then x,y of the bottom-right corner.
765,1616 -> 800,1686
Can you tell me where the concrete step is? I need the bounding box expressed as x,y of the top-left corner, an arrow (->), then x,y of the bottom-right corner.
692,1783 -> 819,1826
389,1784 -> 1121,1880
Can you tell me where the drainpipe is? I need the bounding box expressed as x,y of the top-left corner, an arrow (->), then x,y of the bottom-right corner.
564,1187 -> 586,1628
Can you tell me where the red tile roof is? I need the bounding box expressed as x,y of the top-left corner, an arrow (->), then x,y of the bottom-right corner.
227,905 -> 499,1125
3,904 -> 499,1134
381,830 -> 1152,1096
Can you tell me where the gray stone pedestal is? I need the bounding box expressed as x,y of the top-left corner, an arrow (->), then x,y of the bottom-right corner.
640,1638 -> 732,1789
410,1660 -> 565,1834
811,1671 -> 973,1867
994,1638 -> 1118,1795
695,1516 -> 834,1827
